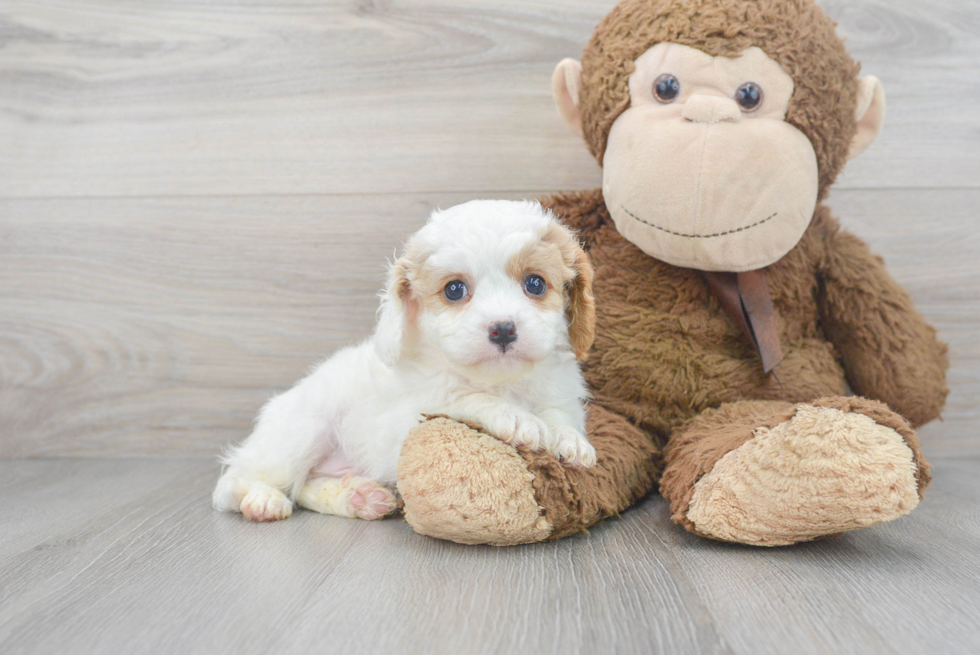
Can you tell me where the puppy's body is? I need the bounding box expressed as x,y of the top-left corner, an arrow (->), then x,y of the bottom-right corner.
213,200 -> 596,522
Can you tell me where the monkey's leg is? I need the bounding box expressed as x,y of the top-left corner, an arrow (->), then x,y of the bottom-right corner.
660,397 -> 931,546
397,406 -> 662,546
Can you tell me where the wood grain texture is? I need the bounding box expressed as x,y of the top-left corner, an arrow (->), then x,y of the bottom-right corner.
0,192 -> 457,457
2,190 -> 978,458
1,3 -> 977,653
0,0 -> 978,199
0,457 -> 978,655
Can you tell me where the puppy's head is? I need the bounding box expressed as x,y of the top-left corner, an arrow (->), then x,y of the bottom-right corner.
375,200 -> 595,377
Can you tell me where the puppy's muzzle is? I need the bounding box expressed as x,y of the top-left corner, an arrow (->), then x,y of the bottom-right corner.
488,321 -> 517,352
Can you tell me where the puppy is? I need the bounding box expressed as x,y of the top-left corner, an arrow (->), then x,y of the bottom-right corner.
212,200 -> 596,522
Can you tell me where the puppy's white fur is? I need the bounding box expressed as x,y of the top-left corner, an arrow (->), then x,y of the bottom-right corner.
213,200 -> 596,522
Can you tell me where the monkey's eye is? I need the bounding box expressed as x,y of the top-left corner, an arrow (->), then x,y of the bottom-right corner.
444,280 -> 468,302
653,74 -> 681,104
524,275 -> 547,297
735,82 -> 764,112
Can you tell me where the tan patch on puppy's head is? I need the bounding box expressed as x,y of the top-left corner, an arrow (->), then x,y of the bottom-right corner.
507,221 -> 596,360
387,245 -> 427,323
506,238 -> 568,314
375,243 -> 428,366
406,260 -> 473,318
393,235 -> 483,320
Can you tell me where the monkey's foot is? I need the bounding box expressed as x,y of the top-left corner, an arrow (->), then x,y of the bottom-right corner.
662,398 -> 930,546
397,418 -> 553,545
397,407 -> 661,546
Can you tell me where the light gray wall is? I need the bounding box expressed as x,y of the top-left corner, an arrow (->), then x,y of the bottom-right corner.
1,0 -> 977,457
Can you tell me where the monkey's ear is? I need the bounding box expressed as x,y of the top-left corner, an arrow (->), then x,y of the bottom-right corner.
552,58 -> 584,138
848,76 -> 886,161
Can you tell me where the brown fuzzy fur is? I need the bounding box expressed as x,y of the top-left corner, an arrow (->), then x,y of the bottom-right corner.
548,191 -> 948,435
659,396 -> 932,540
659,400 -> 799,536
580,0 -> 860,199
537,190 -> 944,540
397,0 -> 948,546
525,404 -> 663,540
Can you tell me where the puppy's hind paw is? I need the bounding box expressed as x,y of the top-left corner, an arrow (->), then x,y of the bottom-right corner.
550,426 -> 597,469
298,475 -> 399,520
240,482 -> 293,522
348,477 -> 399,521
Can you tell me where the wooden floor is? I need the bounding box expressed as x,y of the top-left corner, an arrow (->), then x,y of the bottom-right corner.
2,0 -> 979,653
0,457 -> 978,655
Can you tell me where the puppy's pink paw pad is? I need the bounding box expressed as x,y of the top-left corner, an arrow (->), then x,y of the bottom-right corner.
347,480 -> 397,521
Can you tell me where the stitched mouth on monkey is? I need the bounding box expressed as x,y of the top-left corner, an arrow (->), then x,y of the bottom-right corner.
591,42 -> 827,274
620,206 -> 779,240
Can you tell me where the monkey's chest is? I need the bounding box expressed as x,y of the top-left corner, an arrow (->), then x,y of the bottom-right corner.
583,225 -> 846,428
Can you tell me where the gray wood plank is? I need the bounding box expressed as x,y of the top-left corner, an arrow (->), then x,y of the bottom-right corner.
2,189 -> 977,458
0,192 -> 461,457
660,459 -> 980,655
1,0 -> 977,199
0,459 -> 208,561
0,457 -> 977,655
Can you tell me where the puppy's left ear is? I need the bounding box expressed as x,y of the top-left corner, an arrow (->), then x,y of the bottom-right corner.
566,245 -> 596,360
554,228 -> 595,360
374,257 -> 415,367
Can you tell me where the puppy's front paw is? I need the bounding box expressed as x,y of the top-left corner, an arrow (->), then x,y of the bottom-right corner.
240,482 -> 292,522
485,409 -> 550,451
549,425 -> 597,469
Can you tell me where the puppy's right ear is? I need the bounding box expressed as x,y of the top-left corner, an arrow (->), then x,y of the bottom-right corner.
374,257 -> 414,367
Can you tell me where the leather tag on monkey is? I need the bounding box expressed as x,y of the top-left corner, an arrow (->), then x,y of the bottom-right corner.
704,270 -> 784,374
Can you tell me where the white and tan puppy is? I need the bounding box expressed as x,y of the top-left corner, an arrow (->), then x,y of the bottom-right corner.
213,200 -> 597,522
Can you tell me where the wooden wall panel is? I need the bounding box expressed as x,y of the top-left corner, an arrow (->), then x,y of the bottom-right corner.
2,190 -> 977,457
0,0 -> 977,457
0,0 -> 977,199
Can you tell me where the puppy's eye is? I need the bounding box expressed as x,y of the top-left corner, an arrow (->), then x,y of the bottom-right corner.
735,82 -> 763,112
653,74 -> 680,104
443,280 -> 467,302
524,275 -> 547,297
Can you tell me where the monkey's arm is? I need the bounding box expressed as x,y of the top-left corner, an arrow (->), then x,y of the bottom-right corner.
819,225 -> 949,428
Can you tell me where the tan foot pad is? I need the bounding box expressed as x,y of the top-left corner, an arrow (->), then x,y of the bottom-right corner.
687,405 -> 920,546
398,417 -> 553,546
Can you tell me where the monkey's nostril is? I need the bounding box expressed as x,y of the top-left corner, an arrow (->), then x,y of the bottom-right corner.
682,95 -> 742,124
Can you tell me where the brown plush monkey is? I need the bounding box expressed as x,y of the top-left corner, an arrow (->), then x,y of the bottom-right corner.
395,0 -> 949,546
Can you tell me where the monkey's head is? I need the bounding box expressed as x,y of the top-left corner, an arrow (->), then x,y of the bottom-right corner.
552,0 -> 885,272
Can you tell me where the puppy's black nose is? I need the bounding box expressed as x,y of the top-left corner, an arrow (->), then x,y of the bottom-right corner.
488,321 -> 517,351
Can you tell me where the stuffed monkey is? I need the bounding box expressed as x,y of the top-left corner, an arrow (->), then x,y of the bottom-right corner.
395,0 -> 949,546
